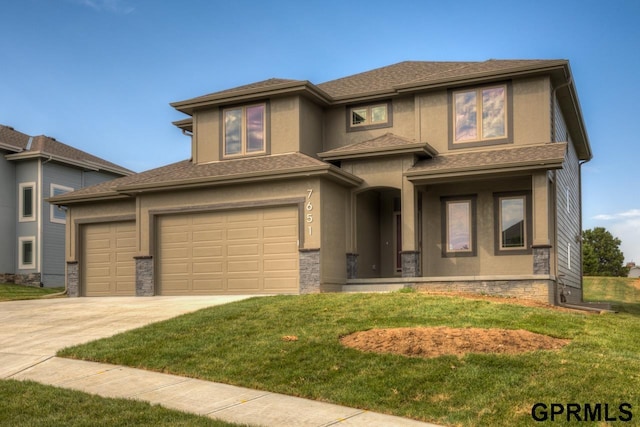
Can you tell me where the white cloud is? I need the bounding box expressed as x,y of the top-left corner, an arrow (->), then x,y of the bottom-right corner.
71,0 -> 134,14
590,209 -> 640,263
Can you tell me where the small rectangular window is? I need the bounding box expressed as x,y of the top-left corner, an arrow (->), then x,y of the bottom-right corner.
347,101 -> 392,131
50,184 -> 73,224
19,236 -> 36,269
441,196 -> 477,257
223,104 -> 266,158
494,192 -> 532,255
19,183 -> 36,222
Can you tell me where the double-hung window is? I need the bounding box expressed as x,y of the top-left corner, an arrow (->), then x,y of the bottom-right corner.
494,192 -> 531,255
19,182 -> 36,222
451,83 -> 511,147
223,104 -> 266,157
441,196 -> 477,257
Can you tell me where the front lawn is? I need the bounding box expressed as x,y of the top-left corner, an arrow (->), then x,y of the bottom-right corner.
58,287 -> 640,427
0,379 -> 243,427
0,283 -> 65,301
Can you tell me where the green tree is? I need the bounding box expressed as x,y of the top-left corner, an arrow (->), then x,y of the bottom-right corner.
582,227 -> 627,276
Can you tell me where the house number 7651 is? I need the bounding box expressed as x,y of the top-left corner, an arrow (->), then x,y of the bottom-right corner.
306,189 -> 313,236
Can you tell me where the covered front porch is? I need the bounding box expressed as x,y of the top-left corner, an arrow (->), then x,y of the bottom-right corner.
339,144 -> 568,304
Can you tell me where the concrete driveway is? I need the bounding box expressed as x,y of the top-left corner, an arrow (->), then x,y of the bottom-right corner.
0,295 -> 252,377
1,295 -> 439,426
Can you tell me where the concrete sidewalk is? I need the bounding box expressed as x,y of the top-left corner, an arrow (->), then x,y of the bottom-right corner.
1,296 -> 441,426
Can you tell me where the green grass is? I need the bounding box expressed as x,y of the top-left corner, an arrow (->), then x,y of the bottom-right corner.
0,283 -> 65,301
0,379 -> 245,427
583,276 -> 640,314
58,287 -> 640,427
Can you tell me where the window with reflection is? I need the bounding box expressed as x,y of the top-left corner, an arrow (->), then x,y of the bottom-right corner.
494,192 -> 531,255
223,104 -> 266,157
452,84 -> 509,145
441,196 -> 477,257
348,102 -> 391,131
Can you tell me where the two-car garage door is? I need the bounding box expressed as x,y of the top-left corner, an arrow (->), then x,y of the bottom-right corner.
82,206 -> 299,296
156,206 -> 299,295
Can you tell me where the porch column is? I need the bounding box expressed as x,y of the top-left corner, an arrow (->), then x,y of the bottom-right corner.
532,172 -> 551,274
401,174 -> 419,277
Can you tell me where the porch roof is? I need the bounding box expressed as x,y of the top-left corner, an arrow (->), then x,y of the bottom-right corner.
318,133 -> 438,161
405,142 -> 567,182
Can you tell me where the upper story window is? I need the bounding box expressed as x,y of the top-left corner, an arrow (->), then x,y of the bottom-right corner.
19,182 -> 36,222
347,101 -> 392,131
450,83 -> 512,148
50,184 -> 73,224
223,103 -> 266,157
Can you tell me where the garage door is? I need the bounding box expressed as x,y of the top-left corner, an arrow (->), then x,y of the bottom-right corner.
157,206 -> 299,295
82,221 -> 136,296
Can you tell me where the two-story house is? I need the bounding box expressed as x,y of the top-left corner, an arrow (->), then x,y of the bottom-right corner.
51,60 -> 592,304
0,125 -> 132,287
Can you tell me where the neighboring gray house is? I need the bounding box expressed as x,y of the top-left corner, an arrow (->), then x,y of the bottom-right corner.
0,125 -> 132,287
628,264 -> 640,279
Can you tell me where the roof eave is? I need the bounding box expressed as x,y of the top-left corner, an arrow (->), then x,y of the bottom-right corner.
318,143 -> 436,161
405,159 -> 565,183
49,192 -> 131,205
171,81 -> 333,114
115,164 -> 362,194
5,151 -> 133,176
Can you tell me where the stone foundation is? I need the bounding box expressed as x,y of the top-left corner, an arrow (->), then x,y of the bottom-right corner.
2,272 -> 42,287
13,273 -> 42,287
533,245 -> 551,275
299,249 -> 320,294
411,279 -> 554,304
135,256 -> 154,296
401,251 -> 420,277
346,253 -> 358,279
66,262 -> 79,297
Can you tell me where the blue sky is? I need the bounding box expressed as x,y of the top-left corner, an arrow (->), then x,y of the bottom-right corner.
1,0 -> 639,263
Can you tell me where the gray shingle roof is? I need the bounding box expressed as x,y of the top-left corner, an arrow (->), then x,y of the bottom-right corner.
318,133 -> 438,161
406,143 -> 568,180
317,60 -> 566,100
51,153 -> 361,203
0,124 -> 133,176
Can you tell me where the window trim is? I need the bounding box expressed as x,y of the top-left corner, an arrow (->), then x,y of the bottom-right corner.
448,82 -> 513,149
441,195 -> 477,257
221,102 -> 268,159
18,236 -> 36,270
50,184 -> 73,224
19,182 -> 36,222
346,100 -> 392,132
493,191 -> 532,255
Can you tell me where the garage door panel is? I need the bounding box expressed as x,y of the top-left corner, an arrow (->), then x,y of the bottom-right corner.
227,260 -> 260,273
193,261 -> 222,273
157,206 -> 298,295
264,259 -> 297,272
264,277 -> 297,290
227,243 -> 259,256
227,227 -> 259,240
264,242 -> 297,255
193,279 -> 224,291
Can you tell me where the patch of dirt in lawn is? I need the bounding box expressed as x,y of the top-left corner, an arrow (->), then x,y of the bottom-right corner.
340,327 -> 570,358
